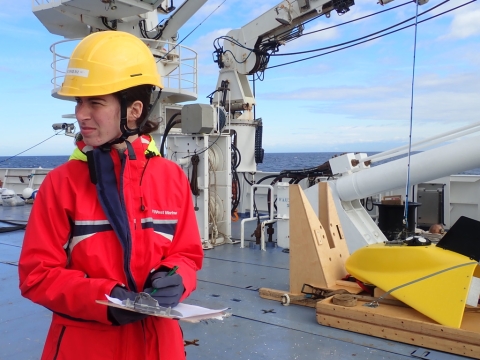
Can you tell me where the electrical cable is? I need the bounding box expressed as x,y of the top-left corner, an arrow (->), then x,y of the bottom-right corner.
256,174 -> 281,185
190,154 -> 200,196
230,143 -> 242,216
266,0 -> 411,47
212,0 -> 449,79
231,168 -> 241,216
0,225 -> 26,233
266,0 -> 475,70
0,130 -> 65,165
0,219 -> 27,232
101,16 -> 117,30
159,113 -> 181,157
267,0 -> 448,57
213,36 -> 256,64
215,1 -> 413,57
139,18 -> 166,40
243,172 -> 254,186
0,219 -> 27,224
365,196 -> 374,212
182,130 -> 223,159
231,143 -> 241,169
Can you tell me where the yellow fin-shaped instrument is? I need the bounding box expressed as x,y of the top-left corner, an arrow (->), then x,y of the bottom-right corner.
346,243 -> 478,328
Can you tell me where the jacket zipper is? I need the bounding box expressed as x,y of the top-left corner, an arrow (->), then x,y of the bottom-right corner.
52,326 -> 66,360
119,154 -> 137,292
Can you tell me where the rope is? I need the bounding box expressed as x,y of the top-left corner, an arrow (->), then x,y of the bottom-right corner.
403,0 -> 421,232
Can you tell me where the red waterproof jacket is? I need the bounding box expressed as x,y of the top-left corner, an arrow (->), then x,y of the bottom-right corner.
18,135 -> 203,360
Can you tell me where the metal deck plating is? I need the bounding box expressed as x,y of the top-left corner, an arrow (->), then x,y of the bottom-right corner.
0,205 -> 471,360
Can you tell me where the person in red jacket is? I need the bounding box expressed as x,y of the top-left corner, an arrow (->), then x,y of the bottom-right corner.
18,31 -> 203,360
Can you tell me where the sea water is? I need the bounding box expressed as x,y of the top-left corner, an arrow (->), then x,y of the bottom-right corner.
1,153 -> 480,175
0,156 -> 69,169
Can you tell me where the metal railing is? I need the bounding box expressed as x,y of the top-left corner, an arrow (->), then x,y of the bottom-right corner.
143,39 -> 198,95
240,184 -> 275,250
49,38 -> 198,97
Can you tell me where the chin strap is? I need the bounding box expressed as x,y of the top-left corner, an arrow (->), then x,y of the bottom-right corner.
109,91 -> 139,146
109,87 -> 162,145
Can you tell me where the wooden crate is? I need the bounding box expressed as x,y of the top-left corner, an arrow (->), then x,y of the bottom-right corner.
316,296 -> 480,359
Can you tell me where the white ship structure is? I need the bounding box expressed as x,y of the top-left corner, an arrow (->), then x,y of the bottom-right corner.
1,1 -> 480,358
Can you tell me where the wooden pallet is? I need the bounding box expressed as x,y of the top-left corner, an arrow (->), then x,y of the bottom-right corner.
316,296 -> 480,359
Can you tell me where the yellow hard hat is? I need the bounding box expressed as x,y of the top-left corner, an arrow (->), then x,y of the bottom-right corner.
58,31 -> 163,97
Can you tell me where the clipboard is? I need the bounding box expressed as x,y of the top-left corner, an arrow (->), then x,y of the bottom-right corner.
96,293 -> 230,323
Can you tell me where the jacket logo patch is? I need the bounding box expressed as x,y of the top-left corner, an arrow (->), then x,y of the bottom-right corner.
152,209 -> 178,215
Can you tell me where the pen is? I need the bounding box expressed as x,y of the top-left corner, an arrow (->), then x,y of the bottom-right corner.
167,265 -> 179,276
150,266 -> 179,295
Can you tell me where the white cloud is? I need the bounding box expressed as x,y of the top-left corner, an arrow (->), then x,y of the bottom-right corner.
439,2 -> 480,39
447,8 -> 480,39
258,65 -> 480,126
261,116 -> 473,153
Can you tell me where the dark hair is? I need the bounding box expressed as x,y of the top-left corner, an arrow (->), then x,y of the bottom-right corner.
114,84 -> 160,135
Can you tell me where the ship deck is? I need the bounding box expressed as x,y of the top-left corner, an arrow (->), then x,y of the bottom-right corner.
0,204 -> 471,359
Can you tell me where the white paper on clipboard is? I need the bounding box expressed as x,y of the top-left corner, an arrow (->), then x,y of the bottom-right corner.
98,294 -> 230,323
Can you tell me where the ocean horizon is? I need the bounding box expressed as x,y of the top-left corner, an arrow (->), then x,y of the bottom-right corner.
1,153 -> 480,175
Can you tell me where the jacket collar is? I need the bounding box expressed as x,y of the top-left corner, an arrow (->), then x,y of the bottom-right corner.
69,135 -> 160,162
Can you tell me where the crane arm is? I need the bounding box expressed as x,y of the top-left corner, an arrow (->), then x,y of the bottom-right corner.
216,0 -> 354,77
212,0 -> 355,112
158,0 -> 209,41
212,0 -> 428,112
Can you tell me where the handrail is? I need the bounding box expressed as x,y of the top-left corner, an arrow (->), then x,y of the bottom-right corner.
49,38 -> 198,97
240,184 -> 275,250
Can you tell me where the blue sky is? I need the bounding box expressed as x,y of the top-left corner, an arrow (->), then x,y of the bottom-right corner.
0,0 -> 479,155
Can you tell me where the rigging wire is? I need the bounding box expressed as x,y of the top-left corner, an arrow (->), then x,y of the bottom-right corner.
403,0 -> 421,233
213,0 -> 454,79
215,1 -> 418,57
268,0 -> 412,46
156,0 -> 228,63
266,0 -> 476,70
267,0 -> 448,57
0,130 -> 65,165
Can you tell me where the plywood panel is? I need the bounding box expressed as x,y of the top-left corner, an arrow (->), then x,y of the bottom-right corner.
316,296 -> 480,359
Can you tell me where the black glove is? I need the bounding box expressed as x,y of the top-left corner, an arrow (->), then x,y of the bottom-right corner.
107,286 -> 148,326
144,271 -> 184,308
